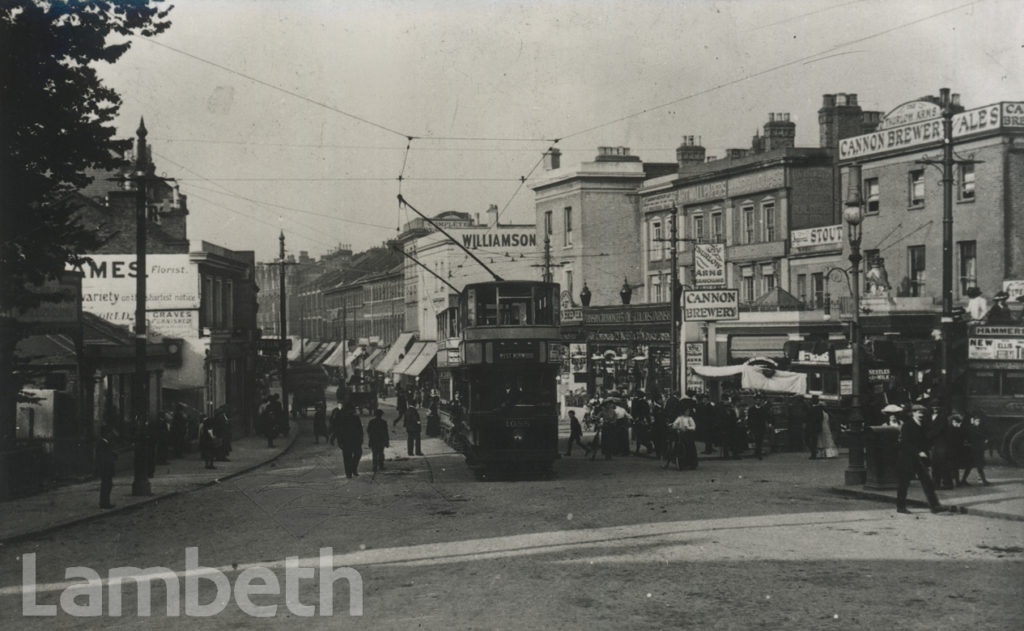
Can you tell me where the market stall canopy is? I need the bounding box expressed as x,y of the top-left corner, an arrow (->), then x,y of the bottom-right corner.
375,332 -> 415,374
692,358 -> 806,395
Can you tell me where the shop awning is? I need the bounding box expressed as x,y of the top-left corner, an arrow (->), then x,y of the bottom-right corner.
363,348 -> 384,370
395,342 -> 438,377
344,348 -> 366,370
375,332 -> 416,373
309,341 -> 339,364
321,343 -> 350,367
692,359 -> 807,395
392,342 -> 427,375
286,337 -> 313,361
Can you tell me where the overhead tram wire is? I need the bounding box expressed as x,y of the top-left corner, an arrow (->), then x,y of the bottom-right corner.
398,194 -> 503,282
558,0 -> 977,142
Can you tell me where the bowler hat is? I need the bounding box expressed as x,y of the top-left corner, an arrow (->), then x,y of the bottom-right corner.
994,290 -> 1009,300
911,404 -> 928,412
881,403 -> 904,413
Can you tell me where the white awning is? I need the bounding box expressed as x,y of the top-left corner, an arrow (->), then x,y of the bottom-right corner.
397,342 -> 437,377
392,342 -> 429,376
375,332 -> 415,373
321,343 -> 350,367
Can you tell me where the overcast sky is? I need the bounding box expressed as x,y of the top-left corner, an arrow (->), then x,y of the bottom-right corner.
96,0 -> 1023,262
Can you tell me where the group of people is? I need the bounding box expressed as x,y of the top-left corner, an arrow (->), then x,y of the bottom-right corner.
879,401 -> 990,514
319,394 -> 434,478
569,390 -> 837,468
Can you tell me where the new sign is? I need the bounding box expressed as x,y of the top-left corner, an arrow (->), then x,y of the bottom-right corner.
683,289 -> 739,321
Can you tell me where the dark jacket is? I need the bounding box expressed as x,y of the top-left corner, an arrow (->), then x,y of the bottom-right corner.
367,416 -> 390,448
403,407 -> 422,434
95,438 -> 117,476
338,410 -> 364,447
898,418 -> 930,462
747,403 -> 771,433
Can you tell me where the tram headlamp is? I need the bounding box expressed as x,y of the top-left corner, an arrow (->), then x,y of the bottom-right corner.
512,429 -> 525,443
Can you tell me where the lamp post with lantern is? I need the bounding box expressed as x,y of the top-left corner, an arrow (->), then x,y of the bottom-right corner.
843,164 -> 867,486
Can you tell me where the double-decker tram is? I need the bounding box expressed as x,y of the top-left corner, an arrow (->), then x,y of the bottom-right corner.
438,280 -> 562,475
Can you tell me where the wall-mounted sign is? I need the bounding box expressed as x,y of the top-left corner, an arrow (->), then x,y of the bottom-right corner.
694,243 -> 726,288
839,102 -> 1013,161
973,325 -> 1024,337
797,349 -> 831,365
685,341 -> 706,393
868,368 -> 891,383
790,225 -> 844,250
877,100 -> 941,130
562,307 -> 583,323
834,348 -> 853,365
1002,280 -> 1024,301
495,340 -> 538,362
969,337 -> 1024,361
456,228 -> 537,250
683,289 -> 739,321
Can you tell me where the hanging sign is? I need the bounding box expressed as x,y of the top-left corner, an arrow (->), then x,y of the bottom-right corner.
693,243 -> 727,288
683,289 -> 739,321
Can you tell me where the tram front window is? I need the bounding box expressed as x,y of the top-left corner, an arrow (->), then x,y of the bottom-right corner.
470,369 -> 555,410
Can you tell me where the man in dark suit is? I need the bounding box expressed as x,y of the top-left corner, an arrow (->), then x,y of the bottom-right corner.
95,426 -> 117,509
803,396 -> 824,459
896,404 -> 944,514
748,395 -> 772,460
396,404 -> 423,456
336,401 -> 364,478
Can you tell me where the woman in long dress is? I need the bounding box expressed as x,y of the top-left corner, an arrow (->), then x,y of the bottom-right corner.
817,409 -> 839,458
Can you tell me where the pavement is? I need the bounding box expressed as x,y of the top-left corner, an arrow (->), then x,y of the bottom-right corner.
2,401 -> 1022,546
0,421 -> 301,545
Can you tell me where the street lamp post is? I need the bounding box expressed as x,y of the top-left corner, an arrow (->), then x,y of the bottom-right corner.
131,119 -> 153,497
939,88 -> 958,406
843,165 -> 866,486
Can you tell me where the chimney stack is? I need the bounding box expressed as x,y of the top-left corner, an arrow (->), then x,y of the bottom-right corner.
543,148 -> 561,170
676,135 -> 707,169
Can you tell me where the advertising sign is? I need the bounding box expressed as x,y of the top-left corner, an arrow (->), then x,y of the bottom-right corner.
570,343 -> 588,374
839,102 -> 1007,161
1003,280 -> 1024,301
685,341 -> 706,393
73,254 -> 200,337
693,243 -> 726,288
683,289 -> 739,321
969,337 -> 1024,361
790,225 -> 844,250
868,368 -> 892,383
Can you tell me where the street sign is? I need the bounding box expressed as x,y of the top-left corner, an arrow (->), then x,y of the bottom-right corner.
694,243 -> 726,288
683,289 -> 739,321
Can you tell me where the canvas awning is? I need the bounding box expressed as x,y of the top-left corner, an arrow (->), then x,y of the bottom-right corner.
363,348 -> 384,370
286,337 -> 313,361
309,341 -> 339,364
692,358 -> 807,395
321,343 -> 350,367
375,332 -> 415,373
393,342 -> 438,378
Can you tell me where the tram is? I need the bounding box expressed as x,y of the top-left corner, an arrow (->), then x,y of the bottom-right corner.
438,280 -> 562,474
961,323 -> 1024,465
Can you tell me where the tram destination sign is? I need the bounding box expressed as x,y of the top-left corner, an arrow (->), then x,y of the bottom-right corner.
683,289 -> 739,321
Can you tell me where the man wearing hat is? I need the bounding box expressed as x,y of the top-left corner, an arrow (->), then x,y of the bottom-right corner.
896,404 -> 944,514
366,408 -> 390,473
748,395 -> 772,460
986,290 -> 1013,324
803,396 -> 825,460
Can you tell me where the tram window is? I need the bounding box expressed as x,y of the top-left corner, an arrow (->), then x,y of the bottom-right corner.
475,286 -> 498,325
822,371 -> 839,395
534,287 -> 554,324
1003,371 -> 1024,396
968,371 -> 999,396
497,284 -> 534,325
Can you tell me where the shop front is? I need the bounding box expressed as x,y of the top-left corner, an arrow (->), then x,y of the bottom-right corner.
575,304 -> 674,399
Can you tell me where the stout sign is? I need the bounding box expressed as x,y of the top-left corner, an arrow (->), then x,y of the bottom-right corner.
683,289 -> 739,321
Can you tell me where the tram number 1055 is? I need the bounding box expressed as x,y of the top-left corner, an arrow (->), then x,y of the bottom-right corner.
505,419 -> 531,428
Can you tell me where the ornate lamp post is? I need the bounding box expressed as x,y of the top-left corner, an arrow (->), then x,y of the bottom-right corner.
843,165 -> 866,486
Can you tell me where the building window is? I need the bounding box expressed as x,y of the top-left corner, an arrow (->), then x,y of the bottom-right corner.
651,276 -> 663,302
908,245 -> 926,297
741,266 -> 754,302
544,210 -> 552,236
761,263 -> 776,295
742,206 -> 755,244
812,272 -> 824,309
863,248 -> 880,291
693,215 -> 705,242
866,178 -> 880,213
711,212 -> 723,242
909,170 -> 925,207
563,269 -> 573,300
649,220 -> 663,261
959,163 -> 975,201
797,274 -> 807,305
563,207 -> 573,246
959,241 -> 977,295
762,202 -> 776,241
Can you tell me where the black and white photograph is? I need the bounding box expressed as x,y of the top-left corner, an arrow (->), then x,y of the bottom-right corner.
1,0 -> 1023,628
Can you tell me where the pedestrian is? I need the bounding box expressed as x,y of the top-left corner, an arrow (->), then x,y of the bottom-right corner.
748,395 -> 771,460
214,405 -> 232,462
313,401 -> 328,444
960,411 -> 990,486
718,396 -> 740,459
565,410 -> 586,456
262,394 -> 282,448
367,408 -> 390,473
965,286 -> 988,321
665,409 -> 697,470
896,404 -> 944,514
927,402 -> 956,490
426,399 -> 441,437
170,402 -> 188,457
803,396 -> 824,459
95,426 -> 117,509
631,391 -> 653,456
337,401 -> 364,478
396,390 -> 407,420
695,394 -> 716,455
199,414 -> 218,470
396,402 -> 423,456
985,290 -> 1013,323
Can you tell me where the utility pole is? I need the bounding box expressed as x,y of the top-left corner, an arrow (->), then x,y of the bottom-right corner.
543,235 -> 552,283
940,89 -> 956,406
132,119 -> 153,497
655,205 -> 691,395
278,231 -> 289,421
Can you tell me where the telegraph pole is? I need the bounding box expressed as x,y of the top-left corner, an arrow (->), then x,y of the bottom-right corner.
654,205 -> 690,395
278,231 -> 289,420
543,235 -> 552,283
131,119 -> 153,496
